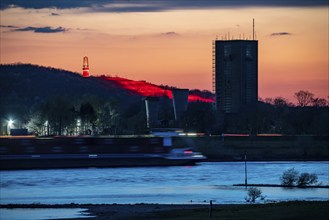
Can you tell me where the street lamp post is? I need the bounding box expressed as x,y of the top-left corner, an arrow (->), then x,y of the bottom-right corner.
244,151 -> 248,187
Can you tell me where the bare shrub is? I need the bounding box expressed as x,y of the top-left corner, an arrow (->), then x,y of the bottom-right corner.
245,187 -> 262,202
280,168 -> 299,186
297,173 -> 318,186
280,168 -> 319,187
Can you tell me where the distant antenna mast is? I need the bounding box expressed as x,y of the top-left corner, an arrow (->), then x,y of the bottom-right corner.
253,18 -> 255,40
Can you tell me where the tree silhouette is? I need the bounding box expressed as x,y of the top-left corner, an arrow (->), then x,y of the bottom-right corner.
294,90 -> 314,107
312,98 -> 327,107
80,102 -> 96,134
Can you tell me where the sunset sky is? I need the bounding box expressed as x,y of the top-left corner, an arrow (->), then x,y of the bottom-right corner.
0,0 -> 328,101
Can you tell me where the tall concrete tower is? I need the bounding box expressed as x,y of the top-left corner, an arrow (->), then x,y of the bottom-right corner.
213,40 -> 258,114
82,56 -> 90,77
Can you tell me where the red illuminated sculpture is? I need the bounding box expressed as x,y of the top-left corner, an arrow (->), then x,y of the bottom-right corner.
82,56 -> 90,77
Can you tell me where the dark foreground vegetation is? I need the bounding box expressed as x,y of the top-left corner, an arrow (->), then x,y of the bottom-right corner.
1,201 -> 328,220
1,64 -> 328,135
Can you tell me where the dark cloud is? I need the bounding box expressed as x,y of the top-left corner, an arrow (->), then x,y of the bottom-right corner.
13,26 -> 67,33
1,0 -> 328,11
270,32 -> 292,36
0,25 -> 18,28
161,32 -> 178,36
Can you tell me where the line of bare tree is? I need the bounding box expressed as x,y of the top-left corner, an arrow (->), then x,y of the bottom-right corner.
260,90 -> 328,107
180,90 -> 328,135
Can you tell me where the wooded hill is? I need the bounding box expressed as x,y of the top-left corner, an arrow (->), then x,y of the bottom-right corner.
0,64 -> 145,134
1,64 -> 139,104
0,63 -> 136,105
0,64 -> 213,135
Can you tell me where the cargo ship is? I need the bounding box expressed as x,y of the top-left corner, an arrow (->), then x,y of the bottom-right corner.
0,135 -> 206,170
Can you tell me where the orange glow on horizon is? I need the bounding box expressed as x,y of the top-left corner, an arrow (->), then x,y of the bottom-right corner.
0,6 -> 327,101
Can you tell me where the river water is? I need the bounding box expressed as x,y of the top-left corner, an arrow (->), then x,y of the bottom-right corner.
0,162 -> 328,205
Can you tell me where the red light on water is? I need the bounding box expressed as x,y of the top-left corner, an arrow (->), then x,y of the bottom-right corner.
106,77 -> 214,103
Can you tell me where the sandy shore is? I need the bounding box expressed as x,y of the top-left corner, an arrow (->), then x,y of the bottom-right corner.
1,201 -> 329,220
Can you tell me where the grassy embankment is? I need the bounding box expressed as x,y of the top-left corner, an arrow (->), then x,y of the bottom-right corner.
2,201 -> 328,220
141,201 -> 329,220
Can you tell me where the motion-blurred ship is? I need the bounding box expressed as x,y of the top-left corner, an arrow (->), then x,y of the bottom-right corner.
0,135 -> 206,170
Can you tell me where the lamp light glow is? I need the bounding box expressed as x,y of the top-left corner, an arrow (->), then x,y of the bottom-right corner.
8,119 -> 14,127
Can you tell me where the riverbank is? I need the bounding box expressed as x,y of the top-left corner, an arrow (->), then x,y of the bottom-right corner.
1,201 -> 328,220
174,135 -> 329,161
233,184 -> 329,188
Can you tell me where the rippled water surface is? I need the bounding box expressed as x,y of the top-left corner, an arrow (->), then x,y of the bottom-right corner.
0,162 -> 328,204
0,208 -> 91,220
